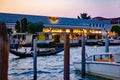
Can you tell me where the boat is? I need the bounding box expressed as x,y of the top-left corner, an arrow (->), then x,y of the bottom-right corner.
97,38 -> 120,46
73,52 -> 120,79
10,47 -> 64,58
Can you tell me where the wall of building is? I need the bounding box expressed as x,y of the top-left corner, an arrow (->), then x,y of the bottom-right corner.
6,23 -> 15,29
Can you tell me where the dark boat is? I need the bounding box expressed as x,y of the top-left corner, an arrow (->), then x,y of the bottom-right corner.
10,47 -> 64,58
10,42 -> 81,48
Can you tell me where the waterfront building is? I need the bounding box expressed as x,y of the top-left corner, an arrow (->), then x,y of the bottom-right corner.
0,13 -> 111,44
93,17 -> 120,37
93,17 -> 120,26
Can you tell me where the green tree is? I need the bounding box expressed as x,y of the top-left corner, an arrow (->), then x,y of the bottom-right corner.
21,18 -> 28,32
77,13 -> 91,19
27,22 -> 44,33
111,25 -> 120,35
15,20 -> 21,33
7,28 -> 12,36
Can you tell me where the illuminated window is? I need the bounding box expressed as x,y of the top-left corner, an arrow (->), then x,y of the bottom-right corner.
66,29 -> 70,32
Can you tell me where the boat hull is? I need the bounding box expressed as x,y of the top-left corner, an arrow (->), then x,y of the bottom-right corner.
73,61 -> 120,79
10,47 -> 64,58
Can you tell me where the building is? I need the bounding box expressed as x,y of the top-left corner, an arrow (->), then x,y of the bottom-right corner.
93,17 -> 120,37
93,17 -> 120,26
0,13 -> 111,44
110,17 -> 120,26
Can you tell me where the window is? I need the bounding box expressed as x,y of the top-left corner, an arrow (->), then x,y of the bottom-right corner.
102,24 -> 104,27
99,24 -> 101,27
86,56 -> 92,61
96,24 -> 98,27
89,23 -> 91,26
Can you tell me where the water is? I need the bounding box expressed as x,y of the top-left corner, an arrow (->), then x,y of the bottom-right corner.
8,46 -> 120,80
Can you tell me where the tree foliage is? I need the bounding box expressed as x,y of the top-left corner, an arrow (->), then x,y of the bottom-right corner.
21,18 -> 28,32
27,22 -> 44,33
7,28 -> 12,36
15,20 -> 21,33
111,26 -> 120,35
77,13 -> 91,19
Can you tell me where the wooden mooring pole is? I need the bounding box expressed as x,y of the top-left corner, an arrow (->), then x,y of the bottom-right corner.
64,34 -> 70,80
0,22 -> 9,80
81,32 -> 86,78
33,38 -> 37,80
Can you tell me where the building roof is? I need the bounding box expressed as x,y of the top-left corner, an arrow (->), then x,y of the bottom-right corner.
93,17 -> 120,24
0,12 -> 111,31
93,17 -> 109,20
110,17 -> 120,24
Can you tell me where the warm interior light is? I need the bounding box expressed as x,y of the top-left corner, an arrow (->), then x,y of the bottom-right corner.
49,17 -> 59,24
66,29 -> 70,32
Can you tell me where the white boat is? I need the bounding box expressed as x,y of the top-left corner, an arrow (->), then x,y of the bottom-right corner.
98,38 -> 120,45
73,52 -> 120,79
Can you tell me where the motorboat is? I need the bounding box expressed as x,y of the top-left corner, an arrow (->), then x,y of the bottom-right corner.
73,52 -> 120,79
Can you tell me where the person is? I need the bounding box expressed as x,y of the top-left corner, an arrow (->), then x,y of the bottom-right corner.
14,37 -> 19,51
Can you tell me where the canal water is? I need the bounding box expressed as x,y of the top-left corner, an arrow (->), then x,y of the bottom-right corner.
8,46 -> 120,80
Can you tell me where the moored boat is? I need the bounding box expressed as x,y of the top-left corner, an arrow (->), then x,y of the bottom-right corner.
97,38 -> 120,46
10,47 -> 64,58
73,52 -> 120,79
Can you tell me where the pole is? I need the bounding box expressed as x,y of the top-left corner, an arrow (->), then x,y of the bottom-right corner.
81,31 -> 86,78
105,31 -> 109,53
33,38 -> 37,80
64,34 -> 70,80
0,22 -> 9,80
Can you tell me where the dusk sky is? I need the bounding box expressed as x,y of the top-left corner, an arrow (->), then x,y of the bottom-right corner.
0,0 -> 120,18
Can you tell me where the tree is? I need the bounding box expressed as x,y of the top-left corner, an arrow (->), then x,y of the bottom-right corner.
15,20 -> 21,33
111,26 -> 120,35
21,18 -> 28,33
27,22 -> 44,33
7,28 -> 12,36
77,13 -> 91,19
28,22 -> 44,49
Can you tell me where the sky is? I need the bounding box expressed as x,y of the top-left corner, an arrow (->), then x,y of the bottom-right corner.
0,0 -> 120,18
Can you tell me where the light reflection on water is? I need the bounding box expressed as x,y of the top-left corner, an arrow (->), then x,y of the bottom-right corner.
8,46 -> 120,80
